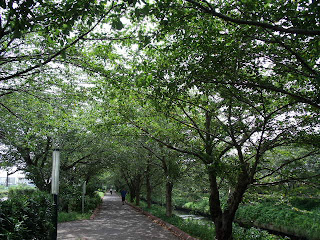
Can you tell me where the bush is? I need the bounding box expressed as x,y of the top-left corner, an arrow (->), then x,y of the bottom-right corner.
182,197 -> 210,215
290,197 -> 320,211
8,185 -> 37,199
233,224 -> 288,240
57,191 -> 103,223
0,190 -> 53,240
83,193 -> 103,212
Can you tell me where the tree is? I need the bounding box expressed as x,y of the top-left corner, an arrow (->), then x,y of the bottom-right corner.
1,0 -> 110,84
114,9 -> 320,237
150,0 -> 320,110
141,140 -> 183,216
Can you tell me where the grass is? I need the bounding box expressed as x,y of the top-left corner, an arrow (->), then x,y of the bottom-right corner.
0,188 -> 8,199
172,193 -> 320,240
236,200 -> 320,240
58,211 -> 92,223
136,200 -> 286,240
58,191 -> 105,223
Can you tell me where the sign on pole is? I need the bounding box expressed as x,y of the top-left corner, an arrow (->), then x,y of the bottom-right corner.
51,149 -> 60,195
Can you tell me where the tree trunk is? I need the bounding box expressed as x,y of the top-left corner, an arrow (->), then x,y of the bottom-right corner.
214,215 -> 233,240
135,181 -> 141,206
135,174 -> 142,206
146,172 -> 152,208
6,171 -> 9,187
129,185 -> 136,203
165,181 -> 173,217
208,166 -> 250,240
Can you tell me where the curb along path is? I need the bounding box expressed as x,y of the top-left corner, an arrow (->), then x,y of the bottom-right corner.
57,193 -> 186,240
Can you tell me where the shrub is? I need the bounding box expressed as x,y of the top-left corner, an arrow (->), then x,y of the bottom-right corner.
290,197 -> 320,211
83,193 -> 103,212
8,185 -> 37,199
0,190 -> 53,240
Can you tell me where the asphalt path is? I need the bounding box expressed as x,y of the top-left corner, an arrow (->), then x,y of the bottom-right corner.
57,193 -> 180,240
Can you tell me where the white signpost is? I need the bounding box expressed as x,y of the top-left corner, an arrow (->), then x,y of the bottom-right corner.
51,145 -> 60,240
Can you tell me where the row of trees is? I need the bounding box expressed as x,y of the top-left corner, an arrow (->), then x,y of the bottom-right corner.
1,1 -> 319,240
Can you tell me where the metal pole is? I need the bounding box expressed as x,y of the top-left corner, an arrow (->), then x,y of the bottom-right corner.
51,145 -> 60,240
52,194 -> 58,240
82,181 -> 86,214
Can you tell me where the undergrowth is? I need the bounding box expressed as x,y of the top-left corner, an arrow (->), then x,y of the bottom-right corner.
58,212 -> 92,222
138,201 -> 287,240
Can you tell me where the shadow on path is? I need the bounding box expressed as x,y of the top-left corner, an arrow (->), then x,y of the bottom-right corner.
57,193 -> 179,240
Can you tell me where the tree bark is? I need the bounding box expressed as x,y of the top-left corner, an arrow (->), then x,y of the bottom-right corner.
128,184 -> 136,203
208,166 -> 250,240
135,174 -> 142,206
165,181 -> 173,217
6,171 -> 9,187
146,167 -> 152,208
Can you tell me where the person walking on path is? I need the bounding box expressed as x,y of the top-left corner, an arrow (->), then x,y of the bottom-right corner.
110,188 -> 113,195
120,189 -> 127,205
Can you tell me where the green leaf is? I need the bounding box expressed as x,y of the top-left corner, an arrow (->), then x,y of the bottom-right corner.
0,1 -> 6,8
111,18 -> 124,30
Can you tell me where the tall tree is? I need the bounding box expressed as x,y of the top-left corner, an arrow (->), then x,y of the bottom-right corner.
115,9 -> 320,237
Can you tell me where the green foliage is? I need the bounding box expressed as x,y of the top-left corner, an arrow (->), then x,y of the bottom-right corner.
138,201 -> 286,240
0,190 -> 53,240
290,197 -> 320,211
0,186 -> 8,199
232,225 -> 288,240
182,197 -> 210,215
83,194 -> 103,213
8,185 -> 37,199
59,189 -> 103,213
96,191 -> 105,199
57,191 -> 103,223
236,200 -> 320,240
58,212 -> 92,223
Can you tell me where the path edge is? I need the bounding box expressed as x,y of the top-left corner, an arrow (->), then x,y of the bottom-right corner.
126,202 -> 199,240
90,193 -> 105,220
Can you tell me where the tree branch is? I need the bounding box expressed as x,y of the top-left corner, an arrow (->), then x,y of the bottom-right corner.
256,150 -> 319,181
0,3 -> 116,82
185,0 -> 320,36
128,119 -> 204,160
253,174 -> 320,186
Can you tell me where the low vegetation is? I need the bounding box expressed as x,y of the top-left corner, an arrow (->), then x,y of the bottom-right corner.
0,187 -> 53,240
0,186 -> 104,238
236,197 -> 320,240
166,192 -> 320,240
137,200 -> 288,240
58,212 -> 92,223
58,190 -> 104,223
0,186 -> 8,199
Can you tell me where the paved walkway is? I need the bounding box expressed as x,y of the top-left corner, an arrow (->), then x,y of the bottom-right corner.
57,193 -> 180,240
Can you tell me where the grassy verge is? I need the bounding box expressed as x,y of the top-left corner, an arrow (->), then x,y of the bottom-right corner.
136,201 -> 286,240
236,201 -> 320,240
58,212 -> 92,222
0,188 -> 8,199
173,194 -> 320,240
58,191 -> 105,223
